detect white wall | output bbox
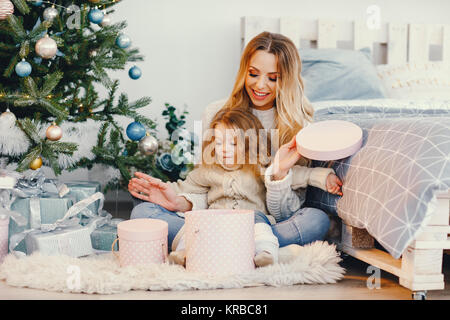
[54,0,450,200]
[109,0,450,135]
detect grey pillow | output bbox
[300,47,387,102]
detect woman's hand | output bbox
[326,173,343,196]
[271,136,302,180]
[128,172,181,211]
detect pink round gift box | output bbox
[0,214,9,264]
[115,218,168,267]
[296,120,363,161]
[185,209,255,276]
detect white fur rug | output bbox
[0,241,345,295]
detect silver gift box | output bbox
[25,225,94,258]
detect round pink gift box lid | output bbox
[118,218,168,241]
[296,120,363,161]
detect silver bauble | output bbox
[35,34,57,59]
[138,135,158,155]
[43,6,58,21]
[100,14,111,26]
[0,108,16,128]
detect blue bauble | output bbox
[128,66,142,80]
[88,8,104,24]
[116,34,131,49]
[15,60,32,77]
[126,122,146,141]
[32,0,43,6]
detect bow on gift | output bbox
[9,192,112,257]
[0,169,27,227]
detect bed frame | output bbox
[241,16,450,300]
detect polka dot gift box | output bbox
[185,209,255,276]
[113,218,168,267]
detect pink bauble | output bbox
[46,123,63,141]
[35,34,57,59]
[0,0,14,20]
[296,120,363,161]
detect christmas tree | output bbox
[0,0,195,192]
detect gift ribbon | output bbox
[9,192,110,258]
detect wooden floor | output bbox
[1,251,449,300]
[1,201,448,300]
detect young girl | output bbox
[130,31,343,256]
[131,108,281,267]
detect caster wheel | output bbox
[412,291,427,300]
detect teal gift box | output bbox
[79,216,122,251]
[64,181,102,214]
[90,221,122,251]
[9,196,75,253]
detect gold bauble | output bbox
[30,157,43,170]
[46,123,63,141]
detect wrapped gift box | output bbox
[9,196,75,253]
[63,181,102,215]
[90,220,123,251]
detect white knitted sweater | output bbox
[179,99,334,223]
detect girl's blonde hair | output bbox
[222,31,313,164]
[202,108,271,177]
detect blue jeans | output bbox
[130,199,330,251]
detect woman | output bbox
[129,31,342,254]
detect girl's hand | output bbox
[271,136,302,180]
[128,172,180,211]
[326,173,343,196]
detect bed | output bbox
[241,16,450,299]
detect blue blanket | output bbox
[305,99,450,258]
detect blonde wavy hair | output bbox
[202,108,271,177]
[221,31,313,164]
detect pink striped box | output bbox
[185,209,255,276]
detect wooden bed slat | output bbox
[241,17,450,65]
[409,24,430,63]
[317,19,338,48]
[387,23,408,64]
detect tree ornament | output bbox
[46,122,63,141]
[30,156,43,170]
[126,121,146,141]
[32,0,43,6]
[35,34,57,59]
[43,6,58,21]
[100,13,111,26]
[0,0,14,20]
[88,8,104,24]
[138,134,158,155]
[15,59,32,77]
[89,0,101,3]
[157,153,175,172]
[0,108,16,128]
[115,34,131,49]
[128,66,142,80]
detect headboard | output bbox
[241,17,450,65]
